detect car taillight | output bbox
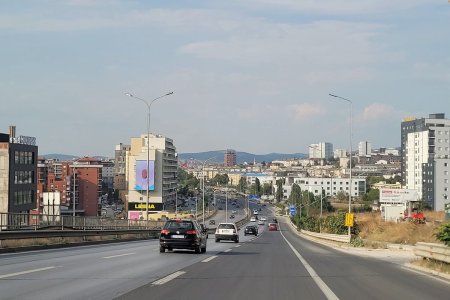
[186,230,196,235]
[161,229,170,235]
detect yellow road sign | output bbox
[345,213,354,227]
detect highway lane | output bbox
[118,210,450,300]
[0,203,259,300]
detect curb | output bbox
[404,263,450,281]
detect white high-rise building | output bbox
[358,141,372,156]
[334,149,347,159]
[309,142,333,160]
[401,113,450,211]
[126,134,177,219]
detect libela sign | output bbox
[128,202,163,211]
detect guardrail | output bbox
[414,242,450,263]
[0,229,160,241]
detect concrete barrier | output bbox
[287,216,350,243]
[414,242,450,263]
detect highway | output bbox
[1,203,449,300]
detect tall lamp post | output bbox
[329,93,353,240]
[125,91,174,221]
[201,157,215,225]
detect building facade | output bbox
[309,142,333,160]
[224,149,237,167]
[114,143,130,203]
[401,113,450,211]
[0,127,38,214]
[126,134,177,220]
[358,141,372,157]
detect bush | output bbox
[435,222,450,246]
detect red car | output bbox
[268,223,278,231]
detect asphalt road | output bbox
[1,204,448,300]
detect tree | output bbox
[238,177,247,193]
[276,179,284,202]
[262,183,272,195]
[288,183,302,206]
[255,178,261,196]
[336,190,347,202]
[211,174,229,186]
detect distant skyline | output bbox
[1,1,449,157]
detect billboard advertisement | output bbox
[135,160,155,191]
[380,188,420,204]
[128,202,163,211]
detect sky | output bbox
[1,0,449,157]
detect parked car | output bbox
[215,223,239,243]
[244,225,258,236]
[268,223,278,231]
[159,219,207,253]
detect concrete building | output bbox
[126,134,177,220]
[309,142,333,160]
[0,127,38,214]
[334,149,347,159]
[401,113,450,211]
[100,159,114,191]
[358,141,372,157]
[224,149,237,167]
[114,143,130,202]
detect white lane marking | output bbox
[0,266,55,279]
[224,249,232,253]
[280,229,339,300]
[152,271,186,285]
[234,245,241,248]
[202,256,218,263]
[103,252,135,259]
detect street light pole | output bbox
[201,157,215,225]
[125,92,173,221]
[329,93,353,240]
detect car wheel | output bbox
[215,238,220,243]
[201,246,206,253]
[159,246,165,253]
[195,246,201,254]
[167,247,173,252]
[235,237,239,243]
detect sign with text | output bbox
[380,188,419,204]
[128,202,163,211]
[135,160,155,191]
[345,213,354,227]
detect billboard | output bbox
[380,188,420,204]
[128,202,163,211]
[135,160,155,191]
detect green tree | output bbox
[276,179,284,202]
[288,184,302,206]
[238,177,247,193]
[255,178,261,196]
[262,183,272,195]
[336,190,347,202]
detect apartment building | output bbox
[126,134,177,220]
[358,141,372,157]
[0,127,38,214]
[114,143,130,202]
[309,142,333,160]
[401,113,450,210]
[224,149,237,167]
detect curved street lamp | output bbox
[125,91,174,221]
[329,93,353,240]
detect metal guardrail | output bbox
[0,229,160,240]
[414,242,450,263]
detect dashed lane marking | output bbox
[0,266,56,279]
[103,252,135,259]
[224,249,232,253]
[202,256,218,263]
[152,271,186,285]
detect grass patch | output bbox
[411,258,450,275]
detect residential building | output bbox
[401,113,450,211]
[0,126,38,214]
[126,134,177,220]
[224,149,236,167]
[358,141,372,157]
[114,143,130,202]
[100,159,114,191]
[334,149,347,159]
[309,142,333,160]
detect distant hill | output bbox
[178,151,306,164]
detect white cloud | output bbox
[357,103,394,123]
[288,103,325,122]
[234,0,431,15]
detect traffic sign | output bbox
[345,213,354,227]
[289,205,296,216]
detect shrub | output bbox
[435,222,450,246]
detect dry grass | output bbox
[411,258,450,275]
[356,212,445,245]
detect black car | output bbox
[244,225,258,236]
[159,219,208,254]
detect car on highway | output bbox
[209,219,216,225]
[258,219,265,225]
[253,209,259,215]
[229,214,235,219]
[268,223,278,231]
[159,219,207,253]
[244,225,258,236]
[250,216,256,222]
[260,216,267,222]
[215,223,239,243]
[231,210,237,214]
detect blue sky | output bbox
[1,0,449,157]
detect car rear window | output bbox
[218,224,235,230]
[164,221,193,230]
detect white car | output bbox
[253,210,259,215]
[215,223,239,243]
[250,216,256,222]
[260,216,267,222]
[258,219,265,225]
